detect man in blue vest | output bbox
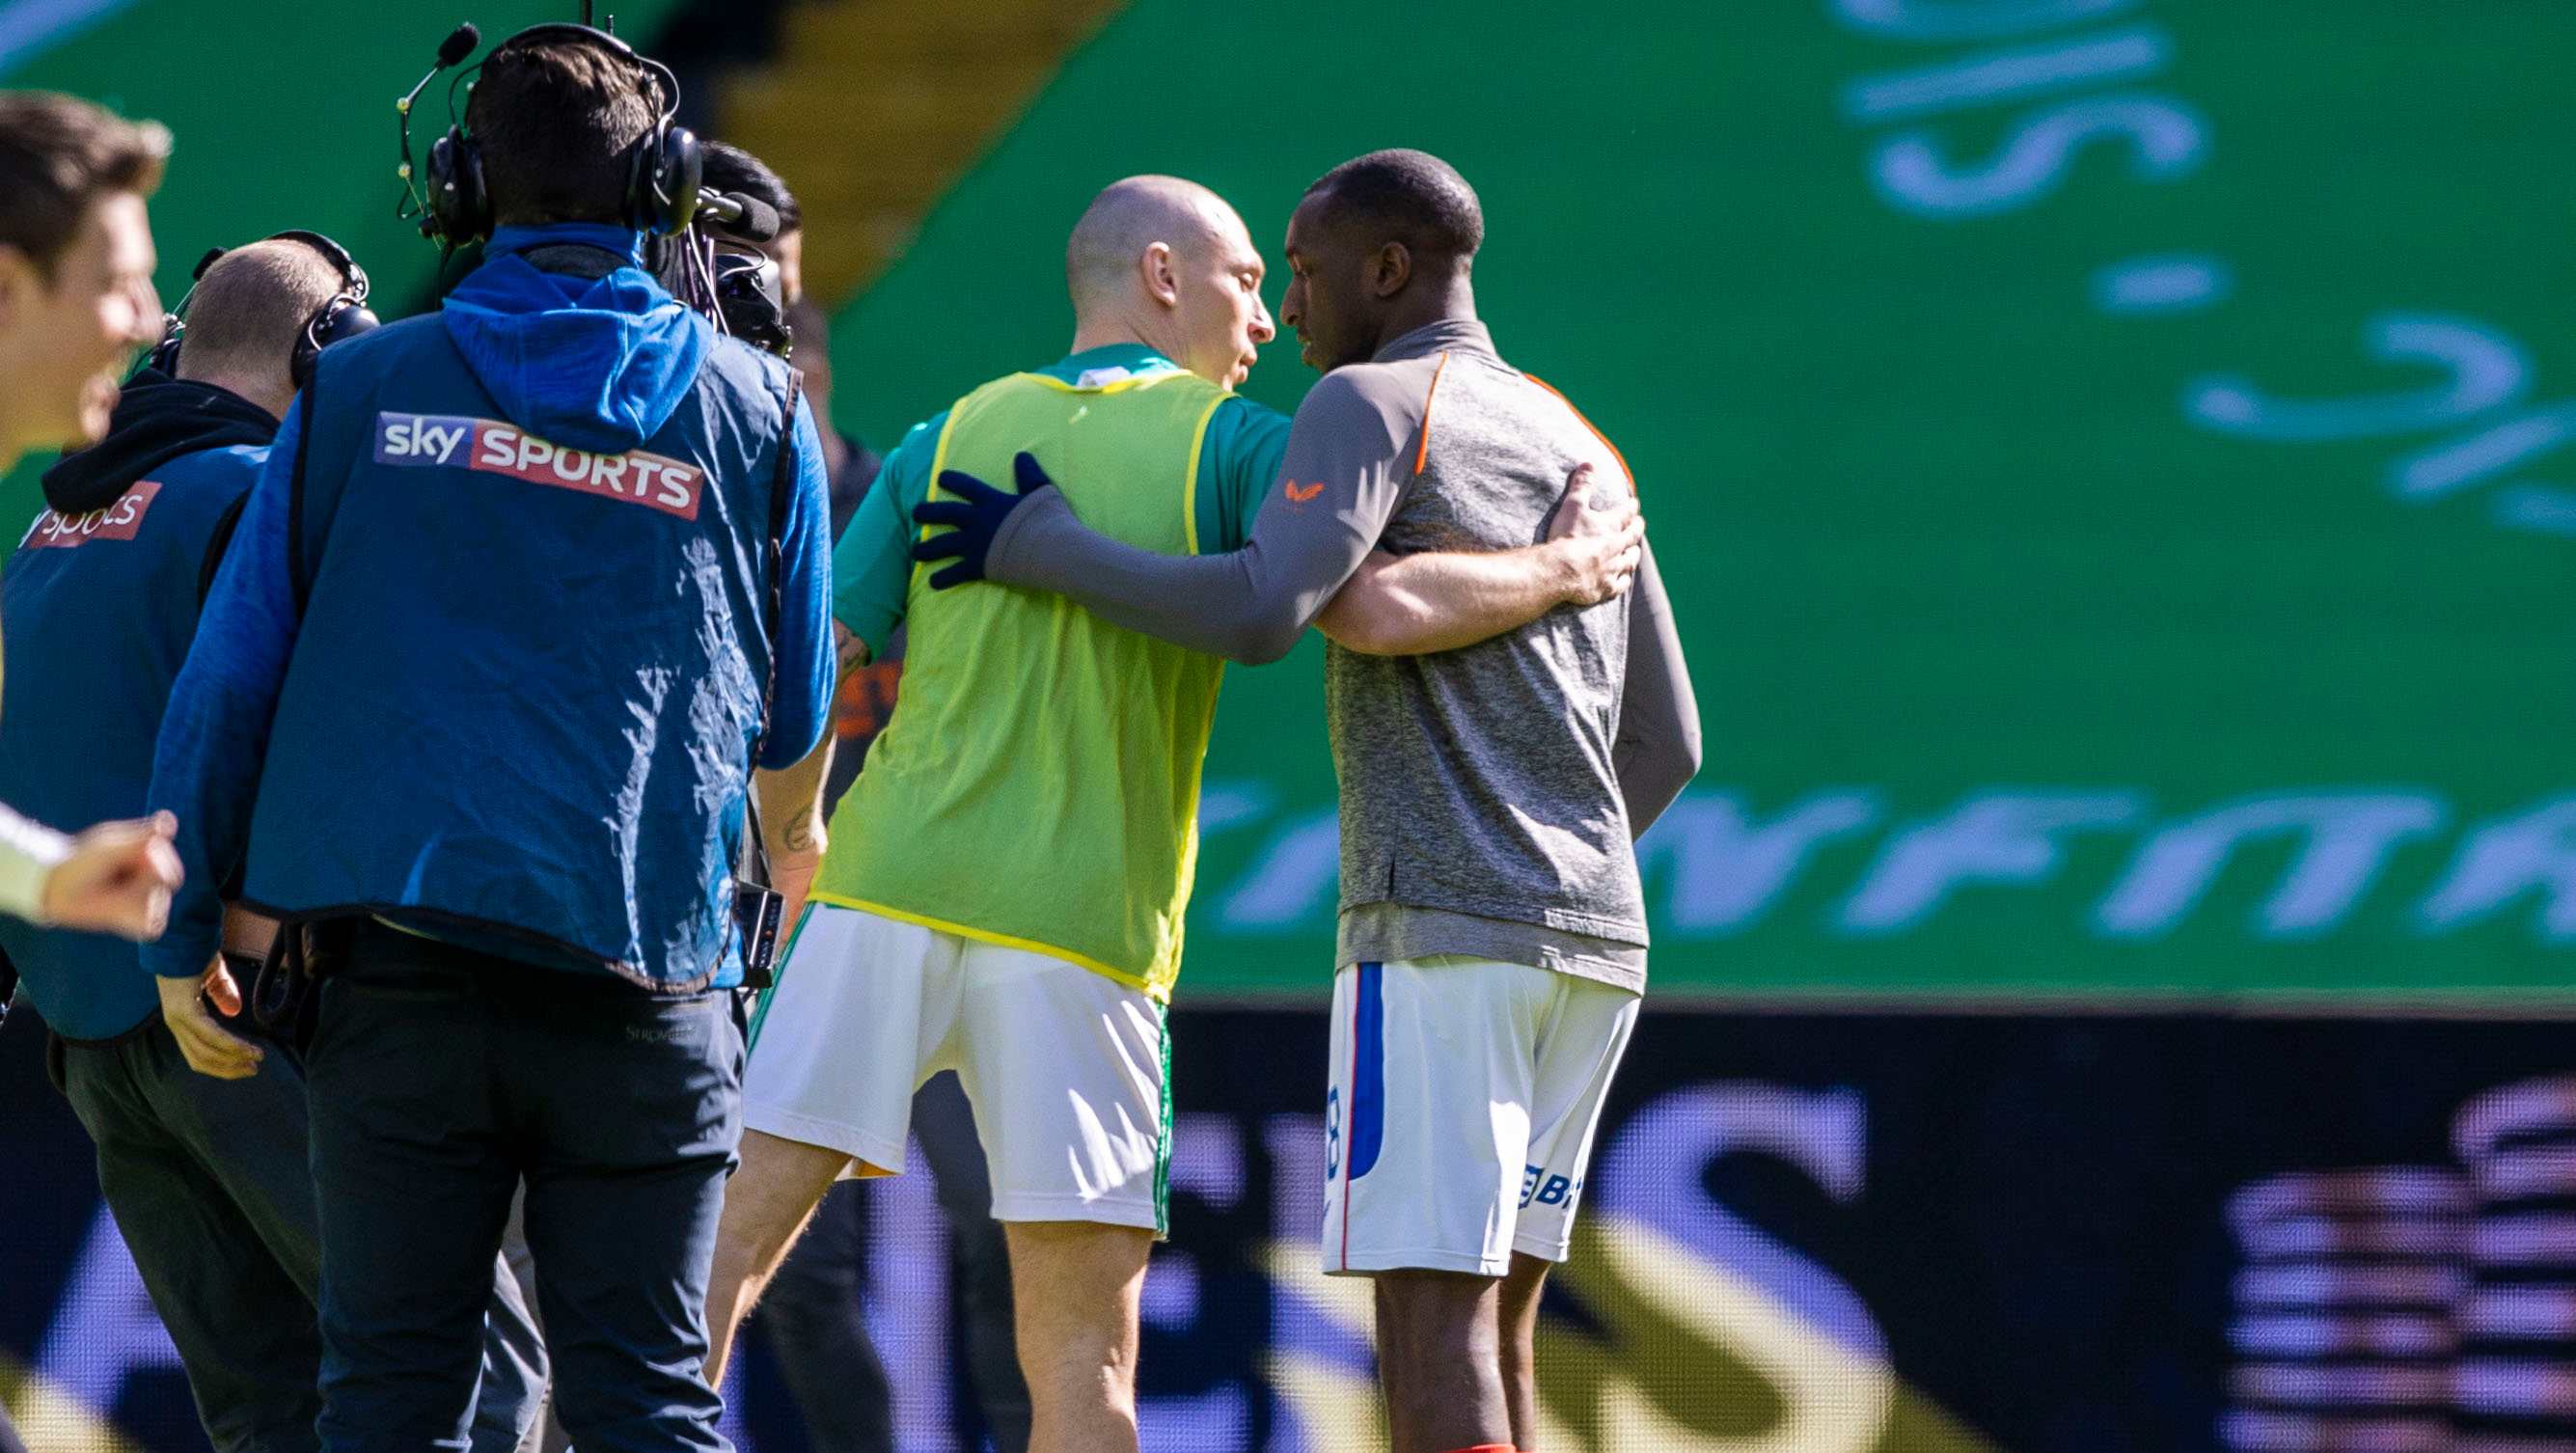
[146,26,835,1453]
[0,92,189,955]
[0,234,546,1453]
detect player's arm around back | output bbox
[1612,540,1701,837]
[951,370,1399,662]
[1314,460,1643,656]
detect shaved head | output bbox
[1066,175,1243,312]
[178,238,343,390]
[1063,175,1274,388]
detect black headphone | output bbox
[420,23,702,245]
[147,231,379,389]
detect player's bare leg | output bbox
[701,1129,849,1388]
[1004,1220,1152,1453]
[1374,1269,1511,1452]
[1498,1253,1552,1449]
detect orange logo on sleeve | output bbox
[1281,480,1326,504]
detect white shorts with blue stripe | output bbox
[1322,955,1640,1277]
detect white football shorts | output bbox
[743,903,1169,1232]
[1323,955,1640,1276]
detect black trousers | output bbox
[52,1013,545,1453]
[304,924,745,1453]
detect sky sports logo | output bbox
[20,480,159,550]
[372,412,703,519]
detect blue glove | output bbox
[912,451,1055,590]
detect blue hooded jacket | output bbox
[147,225,835,991]
[0,372,272,1037]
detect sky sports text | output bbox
[372,411,704,519]
[17,480,160,550]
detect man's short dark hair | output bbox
[701,142,801,235]
[465,34,658,227]
[0,92,169,276]
[1305,149,1483,262]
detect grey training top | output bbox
[986,318,1701,992]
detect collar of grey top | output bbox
[518,243,628,280]
[1373,316,1498,366]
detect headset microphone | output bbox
[396,23,484,241]
[403,17,700,246]
[435,22,480,67]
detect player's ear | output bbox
[1141,241,1181,308]
[1372,240,1411,299]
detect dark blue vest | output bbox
[0,446,260,1038]
[240,317,799,990]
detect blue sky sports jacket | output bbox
[145,225,835,992]
[0,374,270,1036]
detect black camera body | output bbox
[712,250,791,358]
[733,876,782,988]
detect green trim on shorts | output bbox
[1154,1001,1172,1240]
[744,901,818,1055]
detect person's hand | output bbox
[912,451,1056,589]
[43,810,181,941]
[1545,463,1644,606]
[157,956,263,1081]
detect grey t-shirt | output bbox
[986,318,1699,992]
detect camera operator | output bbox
[145,26,833,1453]
[0,92,186,946]
[0,235,546,1453]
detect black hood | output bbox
[39,370,278,515]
